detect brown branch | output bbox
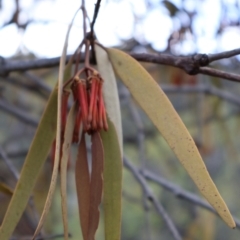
[90,0,102,35]
[208,48,240,63]
[81,0,87,39]
[199,67,240,83]
[1,48,240,82]
[0,54,80,75]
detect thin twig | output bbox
[1,75,33,91]
[159,84,240,107]
[1,75,49,99]
[10,233,72,240]
[90,0,102,35]
[0,145,19,180]
[0,145,41,234]
[6,149,28,158]
[88,0,102,66]
[124,156,182,240]
[120,83,240,108]
[208,48,240,63]
[0,99,38,127]
[0,54,80,74]
[74,41,85,74]
[142,169,240,229]
[23,72,52,93]
[124,87,146,167]
[81,0,87,39]
[125,88,152,239]
[199,67,240,83]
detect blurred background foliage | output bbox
[1,0,240,239]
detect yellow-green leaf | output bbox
[32,9,80,239]
[106,48,235,229]
[0,182,13,196]
[100,118,122,240]
[0,87,58,240]
[95,43,123,156]
[0,13,79,240]
[60,103,76,240]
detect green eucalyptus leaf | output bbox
[0,16,77,240]
[0,87,58,240]
[100,118,122,240]
[106,47,235,229]
[95,43,123,156]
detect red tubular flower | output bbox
[101,100,108,131]
[72,107,82,143]
[88,77,97,123]
[75,79,89,132]
[97,80,104,130]
[97,78,108,131]
[91,78,99,130]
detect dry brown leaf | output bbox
[88,132,104,240]
[75,135,90,240]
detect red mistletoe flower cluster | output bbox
[71,72,108,143]
[51,70,108,169]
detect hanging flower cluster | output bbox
[51,67,108,169]
[71,71,108,143]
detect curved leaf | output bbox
[106,48,235,229]
[95,43,123,156]
[100,118,122,240]
[0,12,79,240]
[60,103,76,240]
[88,132,104,239]
[75,135,90,240]
[32,9,80,238]
[0,87,58,240]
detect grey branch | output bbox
[0,145,19,180]
[160,84,240,107]
[142,169,240,229]
[0,99,38,127]
[124,156,182,240]
[120,83,240,107]
[23,72,52,93]
[208,48,240,62]
[10,233,72,240]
